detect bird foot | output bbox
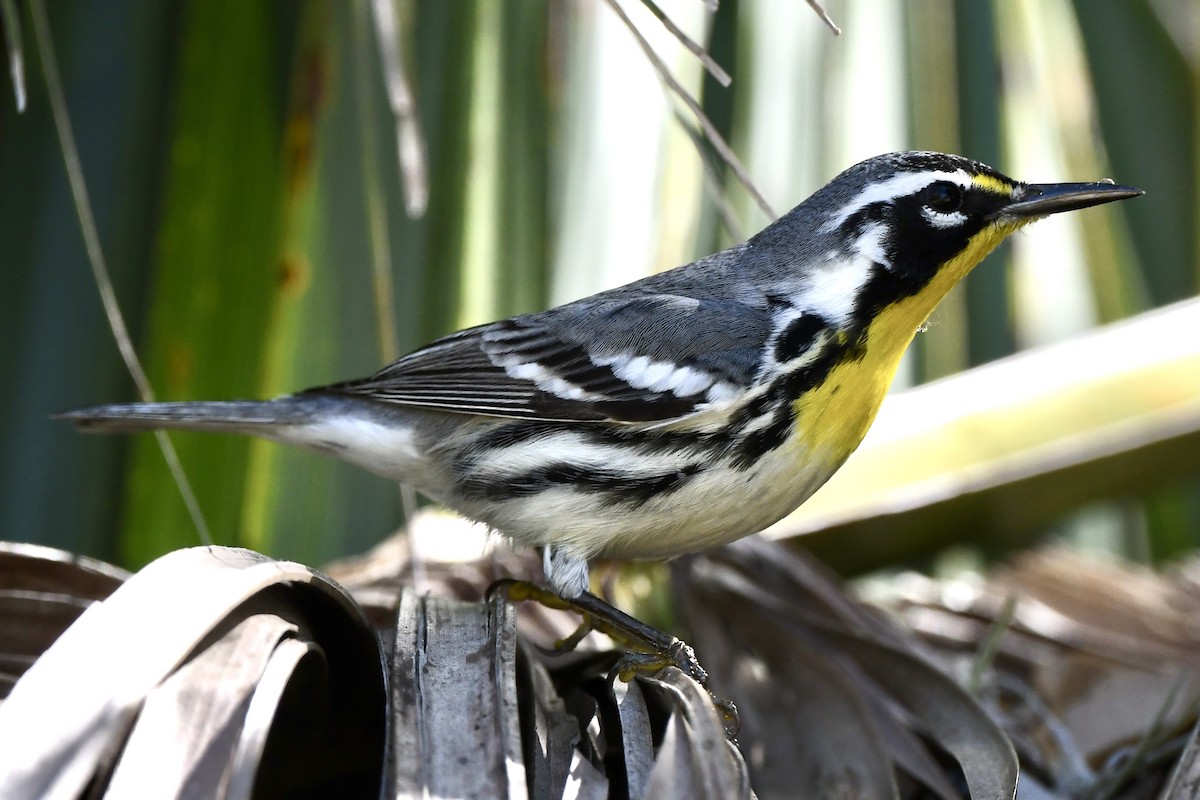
[489,578,739,737]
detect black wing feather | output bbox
[312,294,774,423]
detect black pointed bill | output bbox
[996,181,1143,220]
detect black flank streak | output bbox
[730,326,864,470]
[732,409,793,470]
[466,420,559,451]
[463,421,718,469]
[463,315,871,494]
[780,343,846,399]
[462,461,706,509]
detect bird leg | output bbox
[489,578,708,685]
[490,579,740,737]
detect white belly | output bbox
[473,434,840,561]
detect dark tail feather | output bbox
[56,399,315,434]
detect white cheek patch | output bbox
[853,222,890,267]
[789,255,875,327]
[921,207,968,229]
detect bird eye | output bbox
[922,181,963,213]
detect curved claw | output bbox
[492,577,740,740]
[715,698,741,739]
[663,638,708,686]
[613,653,740,739]
[612,642,707,684]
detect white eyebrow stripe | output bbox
[821,169,973,232]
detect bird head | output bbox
[761,151,1143,464]
[754,151,1142,333]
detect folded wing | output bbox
[314,294,774,423]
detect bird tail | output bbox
[59,394,433,486]
[56,399,317,435]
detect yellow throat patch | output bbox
[791,206,1029,466]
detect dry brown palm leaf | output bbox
[0,545,385,799]
[0,542,129,698]
[389,590,524,797]
[1160,721,1200,800]
[18,531,1198,798]
[0,537,751,799]
[886,547,1200,798]
[673,538,1019,800]
[332,520,753,797]
[382,585,749,799]
[325,517,586,654]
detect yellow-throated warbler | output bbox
[64,152,1141,675]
